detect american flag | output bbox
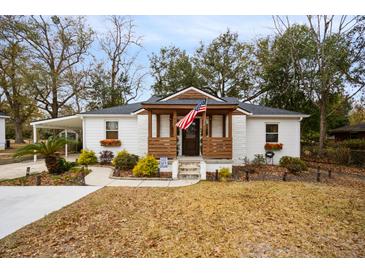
[176,99,207,130]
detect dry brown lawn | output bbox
[0,180,364,258]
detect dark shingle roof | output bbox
[80,95,307,116]
[329,122,365,133]
[80,102,142,115]
[0,111,8,117]
[239,102,306,116]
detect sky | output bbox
[85,16,307,101]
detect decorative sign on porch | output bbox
[159,157,168,169]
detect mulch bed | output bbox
[0,169,91,186]
[304,160,365,177]
[1,179,364,257]
[112,169,172,179]
[231,164,365,184]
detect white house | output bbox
[0,112,10,150]
[30,87,309,179]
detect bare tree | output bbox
[97,16,144,105]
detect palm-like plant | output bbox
[14,137,68,174]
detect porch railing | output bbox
[202,137,232,159]
[148,137,177,159]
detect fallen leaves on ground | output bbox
[0,178,364,258]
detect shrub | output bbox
[252,154,266,166]
[332,147,351,165]
[99,150,114,165]
[279,156,307,174]
[77,149,98,165]
[341,139,365,150]
[350,150,365,167]
[57,158,77,173]
[219,167,231,181]
[132,155,159,177]
[113,150,139,170]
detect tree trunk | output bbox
[45,155,61,174]
[319,101,327,153]
[14,118,24,144]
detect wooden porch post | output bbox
[156,114,160,138]
[223,114,226,137]
[228,111,232,138]
[209,115,212,137]
[202,111,207,138]
[148,110,152,139]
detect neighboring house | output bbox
[0,112,10,150]
[30,87,309,179]
[329,122,365,141]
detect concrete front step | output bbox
[178,160,201,179]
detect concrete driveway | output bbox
[0,185,101,239]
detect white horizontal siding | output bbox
[160,115,170,137]
[232,115,246,164]
[0,118,5,150]
[211,115,223,137]
[246,117,301,164]
[84,116,139,157]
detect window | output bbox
[266,124,278,142]
[106,121,118,139]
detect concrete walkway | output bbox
[0,155,78,180]
[0,185,101,239]
[86,166,199,187]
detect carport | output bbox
[30,115,83,162]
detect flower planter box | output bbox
[100,139,121,147]
[264,143,283,151]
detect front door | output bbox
[182,119,200,156]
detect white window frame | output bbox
[265,123,279,143]
[105,121,119,139]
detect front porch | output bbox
[144,104,235,160]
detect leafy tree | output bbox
[0,16,38,143]
[270,16,361,151]
[8,15,94,118]
[150,46,201,96]
[193,29,256,98]
[349,103,365,125]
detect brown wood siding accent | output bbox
[172,89,208,100]
[202,137,232,159]
[148,137,177,159]
[142,104,237,110]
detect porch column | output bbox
[228,111,232,138]
[172,111,177,138]
[223,114,226,137]
[33,125,37,162]
[65,129,68,159]
[202,111,207,138]
[148,110,152,139]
